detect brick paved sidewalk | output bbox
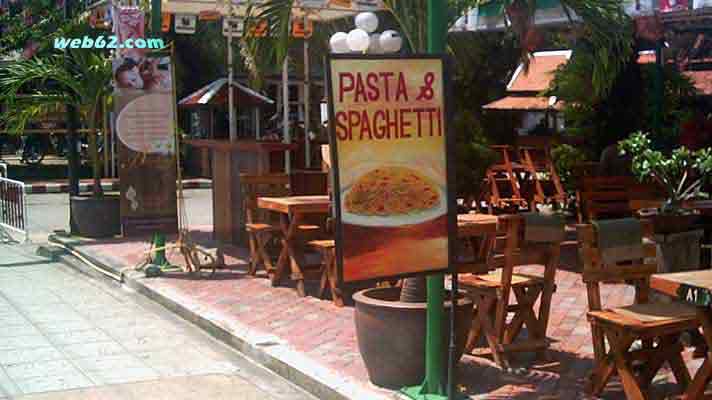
[48,227,701,400]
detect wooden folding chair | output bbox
[578,220,700,399]
[516,137,566,208]
[306,239,344,306]
[240,173,290,278]
[459,214,563,369]
[478,146,531,214]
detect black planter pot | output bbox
[70,194,120,238]
[652,213,698,235]
[353,287,474,389]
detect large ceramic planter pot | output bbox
[70,194,120,238]
[353,287,473,388]
[652,213,698,235]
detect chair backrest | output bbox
[577,219,656,312]
[578,176,640,221]
[240,174,290,224]
[290,170,328,196]
[489,214,564,285]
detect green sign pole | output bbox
[653,39,664,136]
[402,1,449,399]
[151,0,162,34]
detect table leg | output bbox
[270,215,291,286]
[686,309,712,399]
[271,243,288,286]
[280,212,308,297]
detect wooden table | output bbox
[457,213,498,274]
[257,195,331,296]
[651,270,712,399]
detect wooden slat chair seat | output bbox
[241,173,290,278]
[460,214,563,369]
[460,271,548,290]
[296,224,322,232]
[245,223,280,233]
[589,302,698,334]
[577,219,701,399]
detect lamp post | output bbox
[330,4,452,400]
[403,2,451,399]
[64,0,81,235]
[329,12,402,55]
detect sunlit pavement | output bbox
[0,244,314,400]
[21,189,213,243]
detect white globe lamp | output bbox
[379,30,403,53]
[355,12,379,33]
[329,32,350,53]
[346,29,370,52]
[367,33,382,54]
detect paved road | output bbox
[0,244,315,400]
[22,189,213,243]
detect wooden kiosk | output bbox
[185,139,297,245]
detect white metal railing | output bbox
[0,173,29,243]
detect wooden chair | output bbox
[516,137,566,208]
[577,176,665,223]
[306,239,344,306]
[577,176,639,223]
[478,145,531,214]
[577,220,700,399]
[240,174,290,278]
[459,214,563,369]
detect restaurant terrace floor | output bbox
[46,223,704,400]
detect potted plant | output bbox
[0,47,119,237]
[619,131,712,234]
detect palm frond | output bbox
[244,0,295,66]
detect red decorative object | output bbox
[660,0,690,12]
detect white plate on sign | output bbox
[339,163,447,227]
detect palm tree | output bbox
[0,48,112,198]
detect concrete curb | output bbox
[44,235,393,400]
[24,180,212,194]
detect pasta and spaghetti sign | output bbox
[327,55,454,284]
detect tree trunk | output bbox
[89,131,103,198]
[400,276,428,303]
[88,106,103,199]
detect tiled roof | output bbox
[178,78,274,108]
[483,96,562,111]
[507,51,571,93]
[685,70,712,95]
[637,52,712,96]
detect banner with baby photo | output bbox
[327,54,455,284]
[113,48,178,236]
